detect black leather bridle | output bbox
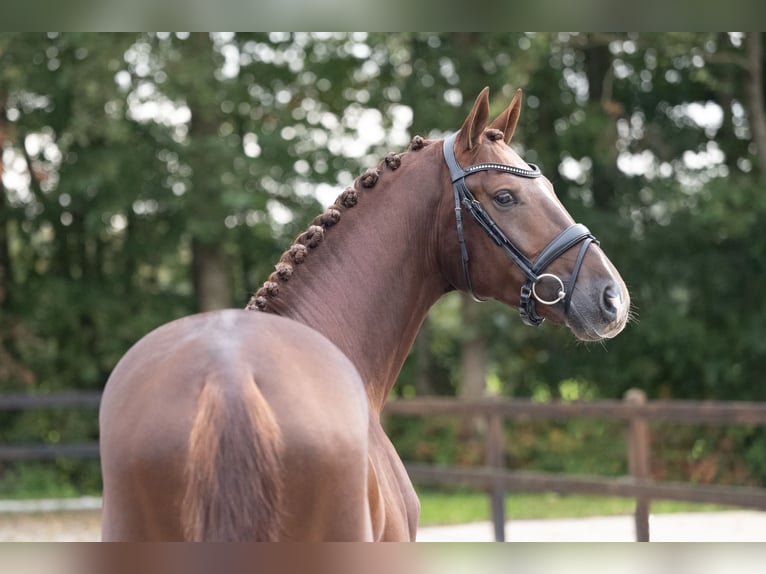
[443,132,598,327]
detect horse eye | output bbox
[493,191,516,207]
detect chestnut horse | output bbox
[99,88,630,541]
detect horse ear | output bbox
[456,87,491,151]
[489,88,523,144]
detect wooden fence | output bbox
[0,392,101,461]
[383,389,766,541]
[2,390,766,541]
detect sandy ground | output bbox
[1,498,765,542]
[0,508,102,542]
[415,510,766,542]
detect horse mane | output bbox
[246,135,433,312]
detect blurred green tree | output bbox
[2,33,766,492]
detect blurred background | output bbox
[1,32,765,512]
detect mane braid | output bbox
[245,135,432,312]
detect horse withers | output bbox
[99,87,630,541]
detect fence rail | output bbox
[384,396,766,424]
[384,390,766,542]
[2,391,766,541]
[0,392,102,410]
[0,392,101,461]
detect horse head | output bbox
[439,87,630,341]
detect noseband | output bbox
[443,132,598,327]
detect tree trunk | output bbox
[0,92,33,385]
[413,316,435,395]
[184,33,233,312]
[0,93,10,310]
[0,190,8,311]
[714,33,740,173]
[584,35,620,211]
[457,294,488,436]
[192,239,232,311]
[458,294,487,400]
[744,32,766,179]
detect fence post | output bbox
[486,407,506,541]
[625,388,651,541]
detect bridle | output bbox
[443,132,598,327]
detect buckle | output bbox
[519,283,544,327]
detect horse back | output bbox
[99,309,371,541]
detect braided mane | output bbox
[246,135,431,312]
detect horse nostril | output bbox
[602,284,622,319]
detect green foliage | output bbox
[386,414,628,478]
[384,416,474,466]
[0,461,101,499]
[417,488,735,525]
[2,33,766,496]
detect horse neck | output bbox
[263,143,449,414]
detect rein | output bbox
[443,132,598,327]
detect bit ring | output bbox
[531,273,566,305]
